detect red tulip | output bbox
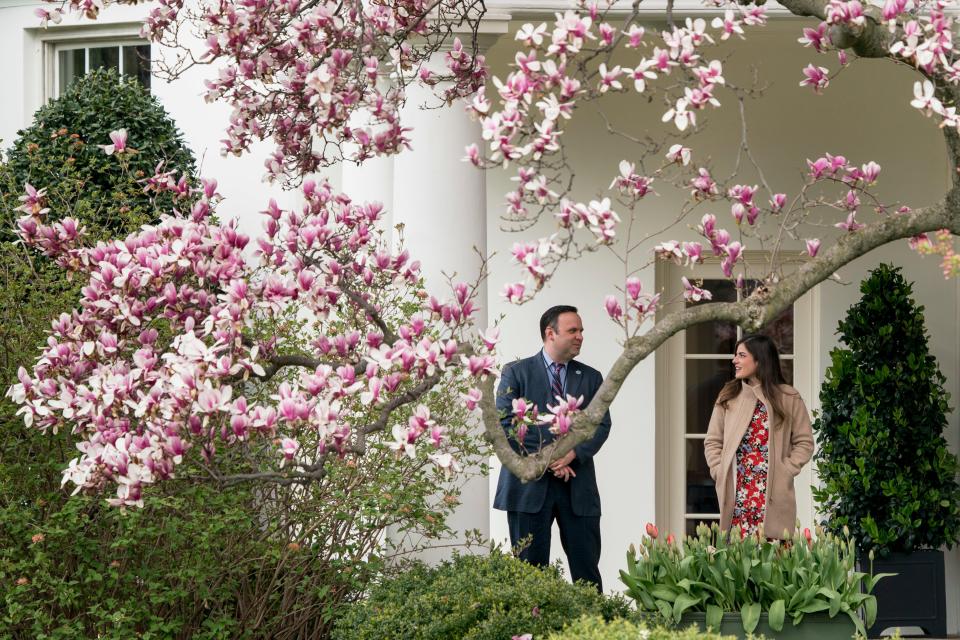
[646,523,659,539]
[666,533,675,545]
[804,527,813,547]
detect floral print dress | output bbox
[731,400,769,535]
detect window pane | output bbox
[685,279,737,354]
[58,49,85,95]
[122,44,151,89]
[89,46,120,72]
[685,359,733,434]
[686,438,719,515]
[780,359,794,386]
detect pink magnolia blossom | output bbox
[604,295,624,320]
[461,388,483,411]
[805,239,822,257]
[9,166,489,504]
[770,193,787,212]
[666,144,692,165]
[98,129,128,156]
[626,25,646,47]
[800,64,830,93]
[798,22,830,52]
[835,212,866,232]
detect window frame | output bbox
[654,251,820,538]
[53,39,152,98]
[22,22,149,113]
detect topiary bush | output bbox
[546,616,736,640]
[813,263,960,555]
[331,549,633,640]
[2,67,195,241]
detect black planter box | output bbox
[860,549,946,637]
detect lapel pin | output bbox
[575,370,581,375]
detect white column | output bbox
[391,18,509,559]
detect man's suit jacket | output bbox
[492,351,612,516]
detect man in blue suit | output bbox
[493,305,611,591]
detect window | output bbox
[655,256,818,537]
[55,41,151,96]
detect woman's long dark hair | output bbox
[715,334,789,424]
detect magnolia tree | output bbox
[9,0,960,506]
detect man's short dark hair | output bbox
[540,305,578,340]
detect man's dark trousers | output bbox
[507,473,603,590]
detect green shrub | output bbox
[331,549,632,640]
[2,67,195,241]
[547,616,735,640]
[0,481,262,639]
[0,72,244,639]
[813,264,960,555]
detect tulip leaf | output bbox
[829,592,842,618]
[740,602,761,634]
[655,599,673,621]
[866,572,897,592]
[673,593,699,621]
[768,599,785,631]
[799,600,830,614]
[864,595,878,628]
[651,586,677,602]
[705,604,723,632]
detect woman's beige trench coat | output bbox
[703,382,814,539]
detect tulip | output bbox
[646,522,659,539]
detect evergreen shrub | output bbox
[813,264,960,555]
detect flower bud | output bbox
[645,522,659,539]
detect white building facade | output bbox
[2,0,959,631]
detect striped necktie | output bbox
[550,362,565,400]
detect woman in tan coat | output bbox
[703,334,814,539]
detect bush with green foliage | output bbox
[2,68,195,241]
[812,264,960,555]
[331,549,633,640]
[547,616,736,640]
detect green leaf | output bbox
[768,599,785,631]
[706,604,723,632]
[799,600,831,614]
[866,572,897,593]
[651,586,678,602]
[829,592,842,618]
[740,602,761,634]
[673,593,700,621]
[864,595,878,628]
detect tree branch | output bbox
[777,0,895,58]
